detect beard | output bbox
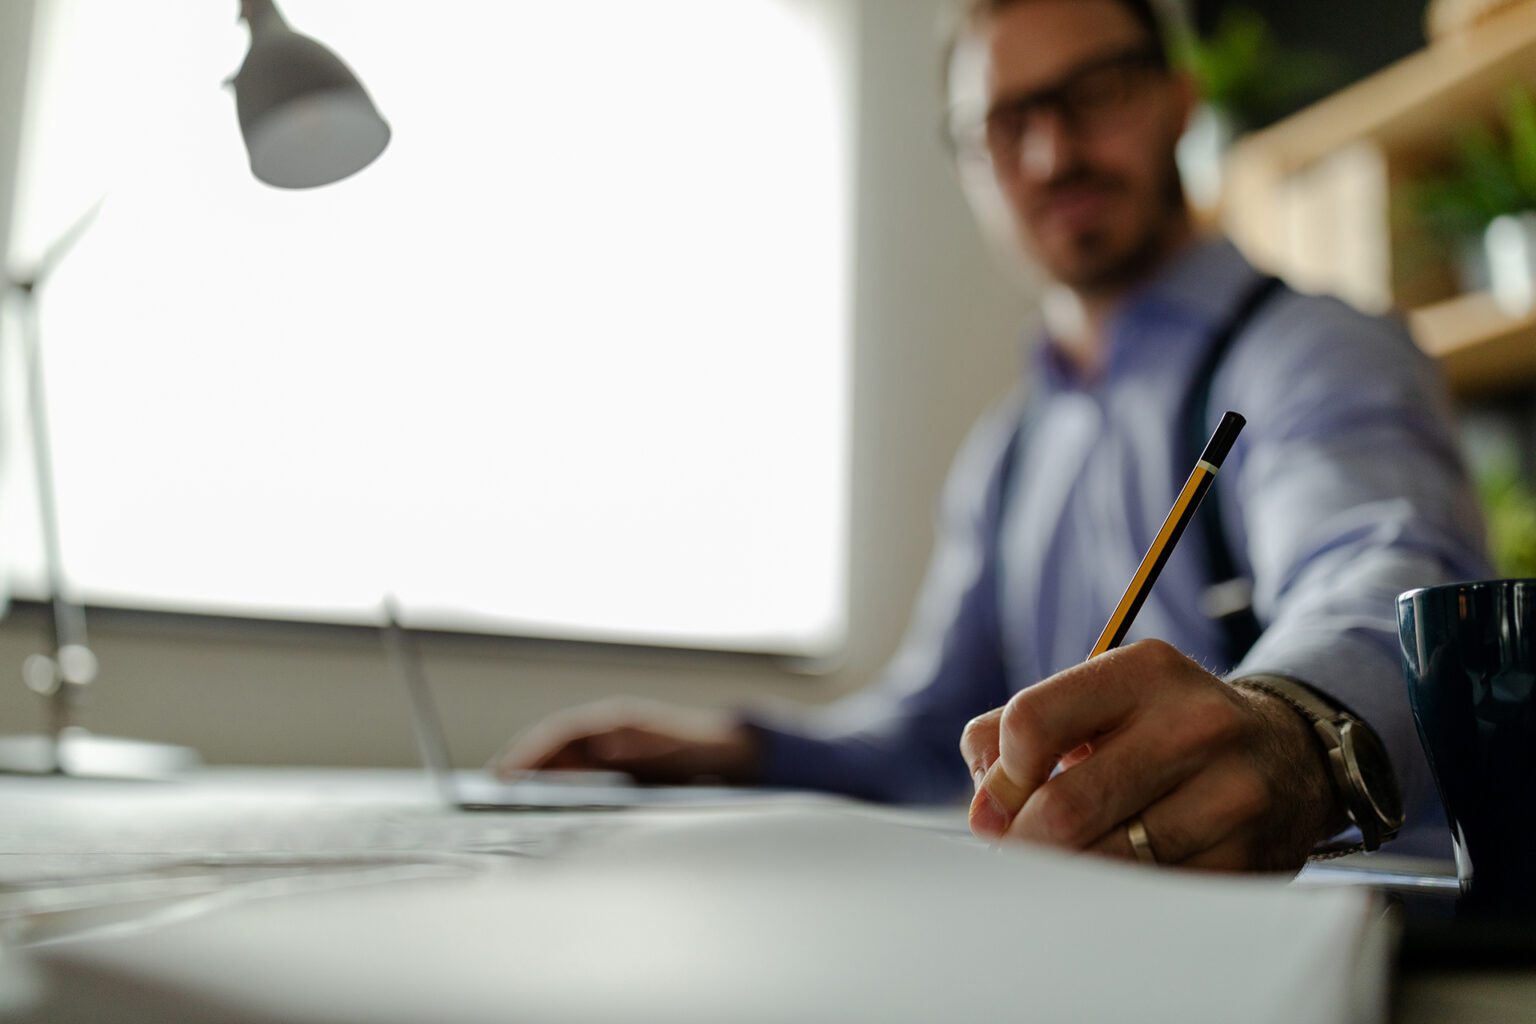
[1026,153,1188,296]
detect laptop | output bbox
[380,600,759,812]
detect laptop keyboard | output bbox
[1,771,600,887]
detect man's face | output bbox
[949,0,1193,294]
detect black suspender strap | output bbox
[983,406,1028,548]
[1182,274,1284,665]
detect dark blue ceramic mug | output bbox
[1398,580,1536,915]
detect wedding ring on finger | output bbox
[1126,816,1158,864]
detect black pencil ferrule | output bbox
[1198,411,1246,468]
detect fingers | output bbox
[1089,820,1250,871]
[970,759,1033,837]
[1083,763,1274,867]
[998,642,1159,778]
[491,702,758,786]
[490,728,602,778]
[1007,673,1255,848]
[494,725,670,779]
[961,708,1040,837]
[960,708,1031,837]
[1001,719,1198,849]
[958,708,1001,780]
[490,704,639,778]
[586,726,694,768]
[968,641,1179,838]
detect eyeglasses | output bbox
[945,47,1167,165]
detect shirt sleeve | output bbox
[742,395,1024,803]
[1215,295,1492,846]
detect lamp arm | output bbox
[17,295,87,655]
[4,209,103,756]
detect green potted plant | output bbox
[1479,460,1536,577]
[1414,86,1536,314]
[1173,9,1342,208]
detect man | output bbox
[494,0,1488,872]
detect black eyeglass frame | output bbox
[942,45,1170,162]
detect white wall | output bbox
[0,0,1037,767]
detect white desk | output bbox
[1,769,1530,1023]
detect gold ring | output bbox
[1126,816,1157,864]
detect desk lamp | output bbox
[233,0,391,189]
[0,0,390,777]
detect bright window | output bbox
[4,0,852,654]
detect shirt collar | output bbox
[1033,235,1264,392]
[1130,234,1262,327]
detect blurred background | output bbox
[0,0,1534,770]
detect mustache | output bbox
[1037,168,1125,197]
[1026,170,1126,219]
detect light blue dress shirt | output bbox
[748,237,1490,854]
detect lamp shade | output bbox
[232,0,390,189]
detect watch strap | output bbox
[1236,673,1345,725]
[1232,674,1401,854]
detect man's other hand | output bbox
[489,699,762,786]
[958,640,1344,872]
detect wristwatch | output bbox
[1235,674,1404,853]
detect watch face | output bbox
[1341,721,1404,831]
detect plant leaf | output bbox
[1504,86,1536,204]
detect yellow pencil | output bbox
[1089,410,1247,657]
[977,411,1250,836]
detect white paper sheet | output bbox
[14,805,1391,1024]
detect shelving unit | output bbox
[1409,291,1536,394]
[1222,2,1536,397]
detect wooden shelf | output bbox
[1409,292,1536,396]
[1234,3,1536,173]
[1221,1,1536,396]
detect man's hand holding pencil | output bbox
[960,642,1346,871]
[959,412,1347,872]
